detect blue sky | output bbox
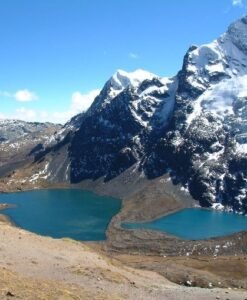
[0,0,247,123]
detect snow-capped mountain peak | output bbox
[111,69,157,89]
[178,17,247,104]
[107,69,158,98]
[89,69,161,111]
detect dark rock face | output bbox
[69,75,173,182]
[28,143,44,156]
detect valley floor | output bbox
[0,223,246,300]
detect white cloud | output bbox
[232,0,243,6]
[0,89,38,102]
[51,89,100,123]
[0,112,6,119]
[0,108,48,123]
[15,107,37,121]
[1,108,66,124]
[71,89,100,113]
[0,89,100,124]
[129,52,139,59]
[51,111,73,124]
[14,89,38,102]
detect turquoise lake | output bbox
[1,190,247,241]
[0,189,121,241]
[122,208,247,240]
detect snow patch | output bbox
[186,75,247,127]
[212,203,225,211]
[29,163,50,182]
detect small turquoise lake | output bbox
[0,189,121,241]
[122,208,247,240]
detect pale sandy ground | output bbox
[0,223,246,300]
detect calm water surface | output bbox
[0,189,121,241]
[122,208,247,240]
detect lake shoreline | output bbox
[0,203,17,226]
[0,212,16,227]
[0,203,16,210]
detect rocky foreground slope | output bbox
[0,223,246,300]
[2,16,247,214]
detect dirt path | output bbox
[0,224,246,299]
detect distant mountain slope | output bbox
[0,119,61,177]
[0,119,58,143]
